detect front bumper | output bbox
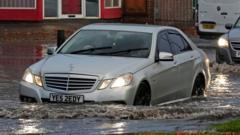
[217,47,240,64]
[19,81,135,105]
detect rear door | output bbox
[168,30,196,98]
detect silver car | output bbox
[19,24,210,106]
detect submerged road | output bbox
[0,42,240,134]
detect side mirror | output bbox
[159,52,174,61]
[47,47,57,55]
[225,23,233,30]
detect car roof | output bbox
[81,23,177,33]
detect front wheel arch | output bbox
[192,73,206,96]
[133,80,151,106]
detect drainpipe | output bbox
[57,30,65,48]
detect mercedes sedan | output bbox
[19,24,210,106]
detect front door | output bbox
[151,32,180,104]
[61,0,83,18]
[168,31,196,98]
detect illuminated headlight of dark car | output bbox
[218,37,229,48]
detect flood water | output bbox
[1,43,240,134]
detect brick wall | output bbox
[154,0,194,27]
[122,0,154,24]
[122,0,197,37]
[154,0,197,37]
[0,19,119,44]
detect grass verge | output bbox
[212,119,240,132]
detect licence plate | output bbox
[236,51,240,58]
[203,24,215,29]
[49,94,84,103]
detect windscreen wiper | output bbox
[70,46,112,54]
[96,48,149,56]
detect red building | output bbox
[0,0,122,21]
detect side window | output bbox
[168,31,192,55]
[157,32,172,53]
[168,33,181,55]
[181,38,192,51]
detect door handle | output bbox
[221,12,228,16]
[189,56,195,60]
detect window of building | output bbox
[44,0,58,17]
[0,0,36,9]
[86,0,99,17]
[105,0,121,8]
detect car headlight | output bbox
[23,69,34,83]
[111,73,133,88]
[218,37,229,48]
[98,79,112,90]
[97,73,133,90]
[22,69,43,87]
[34,75,43,87]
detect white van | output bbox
[197,0,240,36]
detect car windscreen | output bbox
[234,17,240,28]
[59,30,152,58]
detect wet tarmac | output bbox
[1,43,240,134]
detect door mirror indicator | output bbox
[159,52,174,61]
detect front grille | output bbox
[232,58,240,64]
[231,42,240,50]
[44,74,97,91]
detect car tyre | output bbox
[133,82,151,106]
[192,76,205,97]
[216,50,224,64]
